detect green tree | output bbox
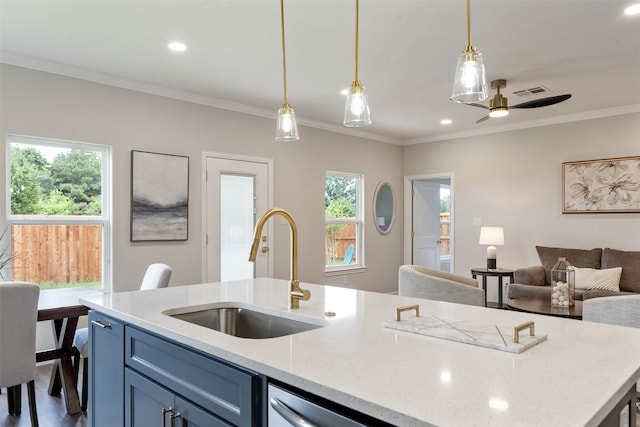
[50,150,102,214]
[325,176,356,208]
[440,192,451,213]
[10,162,42,214]
[39,190,77,215]
[86,196,102,216]
[10,146,53,193]
[10,146,49,214]
[326,198,356,219]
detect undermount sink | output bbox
[163,303,325,339]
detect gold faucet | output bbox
[248,208,310,309]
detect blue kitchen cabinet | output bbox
[125,368,231,427]
[88,310,124,427]
[89,310,264,427]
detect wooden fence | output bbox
[440,213,450,256]
[326,214,451,263]
[11,224,101,284]
[329,223,356,263]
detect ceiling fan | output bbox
[468,79,572,124]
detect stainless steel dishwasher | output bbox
[268,383,370,427]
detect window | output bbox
[5,135,111,291]
[325,171,364,273]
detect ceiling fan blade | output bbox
[467,102,489,110]
[511,94,572,109]
[476,115,491,124]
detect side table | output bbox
[470,267,515,309]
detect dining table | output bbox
[36,287,104,415]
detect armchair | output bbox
[583,295,640,328]
[398,265,485,307]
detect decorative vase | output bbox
[551,257,575,308]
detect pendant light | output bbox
[343,0,371,127]
[275,0,299,141]
[450,0,489,104]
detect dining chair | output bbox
[73,263,172,410]
[0,281,41,427]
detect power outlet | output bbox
[474,217,483,227]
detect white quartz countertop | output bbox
[81,279,640,426]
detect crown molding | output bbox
[0,52,397,145]
[2,52,636,147]
[404,104,640,145]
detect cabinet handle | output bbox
[170,412,182,427]
[161,407,173,427]
[91,319,112,329]
[270,397,319,427]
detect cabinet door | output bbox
[175,396,232,427]
[125,369,232,427]
[126,327,264,426]
[89,311,124,427]
[125,368,174,427]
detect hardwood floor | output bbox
[0,363,86,427]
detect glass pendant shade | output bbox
[451,48,489,103]
[343,83,372,127]
[275,105,299,141]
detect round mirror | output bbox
[373,181,395,234]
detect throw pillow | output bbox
[573,267,623,292]
[535,246,602,286]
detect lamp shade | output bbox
[479,226,504,246]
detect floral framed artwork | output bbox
[562,155,640,213]
[131,150,189,241]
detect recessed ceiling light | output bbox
[440,119,452,125]
[168,42,187,52]
[340,88,349,96]
[624,3,640,15]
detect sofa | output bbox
[398,265,485,307]
[507,246,640,301]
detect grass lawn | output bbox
[39,281,102,290]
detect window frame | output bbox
[5,134,112,292]
[324,171,366,275]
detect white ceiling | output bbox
[1,0,639,145]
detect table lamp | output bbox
[479,226,504,269]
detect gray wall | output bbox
[0,64,404,294]
[403,113,640,302]
[2,63,639,304]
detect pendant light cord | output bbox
[353,0,360,84]
[466,0,472,48]
[280,0,289,106]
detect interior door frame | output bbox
[201,151,274,283]
[403,173,455,270]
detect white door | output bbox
[412,181,441,269]
[205,155,271,282]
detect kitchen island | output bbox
[81,278,640,426]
